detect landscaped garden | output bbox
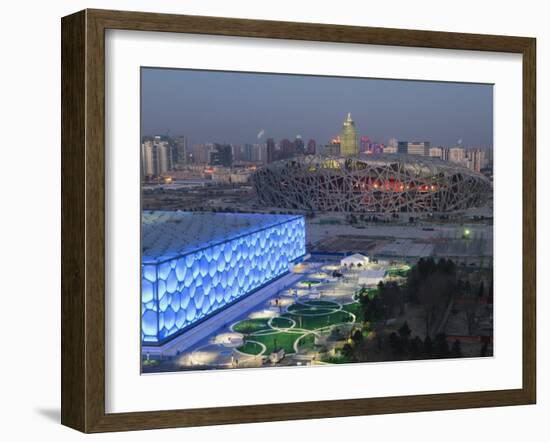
[234,298,360,357]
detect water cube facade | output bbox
[141,211,306,344]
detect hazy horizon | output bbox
[141,68,493,149]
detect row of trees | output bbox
[406,258,458,337]
[340,321,465,363]
[387,322,462,360]
[357,281,403,323]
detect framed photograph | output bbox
[61,9,536,433]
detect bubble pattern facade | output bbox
[141,212,306,344]
[253,154,492,213]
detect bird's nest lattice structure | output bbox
[252,154,492,213]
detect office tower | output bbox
[209,143,233,167]
[323,142,341,156]
[466,148,485,172]
[232,144,253,162]
[360,136,370,153]
[429,146,444,159]
[449,146,465,164]
[266,138,277,163]
[368,143,384,154]
[306,139,316,155]
[173,136,188,166]
[250,143,266,163]
[279,138,295,160]
[340,113,358,156]
[141,136,173,178]
[294,136,305,155]
[398,141,430,156]
[141,140,155,178]
[191,143,214,164]
[384,138,398,154]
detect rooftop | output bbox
[142,211,303,264]
[262,153,489,180]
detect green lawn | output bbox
[283,310,353,330]
[296,333,316,351]
[301,280,321,285]
[303,300,340,308]
[342,302,362,317]
[232,318,269,334]
[286,305,334,315]
[358,287,379,300]
[236,340,264,356]
[270,316,295,329]
[246,331,299,354]
[387,266,411,277]
[321,354,351,364]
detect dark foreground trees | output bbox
[386,326,458,360]
[407,258,457,337]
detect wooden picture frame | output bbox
[61,8,536,433]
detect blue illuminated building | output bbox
[141,211,306,344]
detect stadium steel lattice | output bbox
[252,154,492,213]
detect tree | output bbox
[398,321,412,339]
[351,329,363,345]
[410,336,423,359]
[378,281,401,320]
[463,295,478,335]
[480,341,489,357]
[418,273,454,337]
[424,336,433,357]
[389,332,404,356]
[450,340,462,358]
[434,333,450,358]
[342,343,354,360]
[477,281,485,298]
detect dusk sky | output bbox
[141,68,493,148]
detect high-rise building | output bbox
[251,143,267,163]
[232,144,253,163]
[141,140,155,178]
[306,139,316,155]
[340,113,359,156]
[429,146,444,159]
[449,146,465,164]
[465,148,485,172]
[360,136,370,153]
[141,136,173,178]
[368,143,384,154]
[173,136,188,167]
[383,138,399,154]
[266,138,277,163]
[294,136,305,155]
[323,143,341,156]
[398,141,430,156]
[190,143,214,164]
[279,138,295,160]
[209,143,233,167]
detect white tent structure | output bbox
[340,253,369,268]
[358,269,387,286]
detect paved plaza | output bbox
[143,261,387,372]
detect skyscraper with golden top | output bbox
[340,112,358,156]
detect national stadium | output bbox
[252,154,492,213]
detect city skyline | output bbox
[141,68,494,148]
